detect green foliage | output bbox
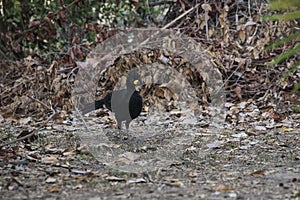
[262,10,300,20]
[268,0,300,10]
[0,0,169,60]
[265,31,300,51]
[0,0,145,60]
[294,80,300,91]
[264,0,300,92]
[269,44,300,66]
[281,60,300,80]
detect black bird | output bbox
[81,70,143,129]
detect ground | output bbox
[0,107,299,200]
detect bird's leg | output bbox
[116,121,129,140]
[115,116,122,129]
[125,121,130,133]
[114,119,122,136]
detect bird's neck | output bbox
[126,86,136,93]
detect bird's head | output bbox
[133,79,139,86]
[127,69,142,89]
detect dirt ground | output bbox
[0,109,299,200]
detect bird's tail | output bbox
[81,99,105,114]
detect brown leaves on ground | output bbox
[0,1,299,199]
[0,59,72,121]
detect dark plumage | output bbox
[82,70,143,129]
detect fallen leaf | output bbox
[251,170,265,177]
[214,184,234,191]
[42,156,58,164]
[254,125,267,131]
[63,151,76,156]
[232,132,248,138]
[281,127,293,132]
[207,141,224,149]
[235,86,242,101]
[165,179,184,187]
[48,186,59,192]
[45,177,57,183]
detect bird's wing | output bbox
[110,89,130,112]
[129,91,143,119]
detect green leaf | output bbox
[265,31,300,51]
[269,44,300,66]
[293,80,300,92]
[262,10,300,21]
[281,60,300,80]
[269,0,300,10]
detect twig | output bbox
[67,66,79,81]
[136,3,200,48]
[74,106,90,132]
[204,0,209,41]
[162,3,200,30]
[148,0,174,6]
[27,95,53,110]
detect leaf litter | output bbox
[1,1,300,199]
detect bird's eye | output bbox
[134,80,139,85]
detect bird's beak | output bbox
[134,80,139,85]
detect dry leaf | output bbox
[235,86,242,101]
[251,170,265,177]
[42,156,58,164]
[207,141,224,149]
[48,186,59,192]
[214,184,234,191]
[165,179,184,187]
[238,29,246,43]
[45,177,57,183]
[281,127,294,132]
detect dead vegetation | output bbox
[0,1,299,199]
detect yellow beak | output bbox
[134,80,139,85]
